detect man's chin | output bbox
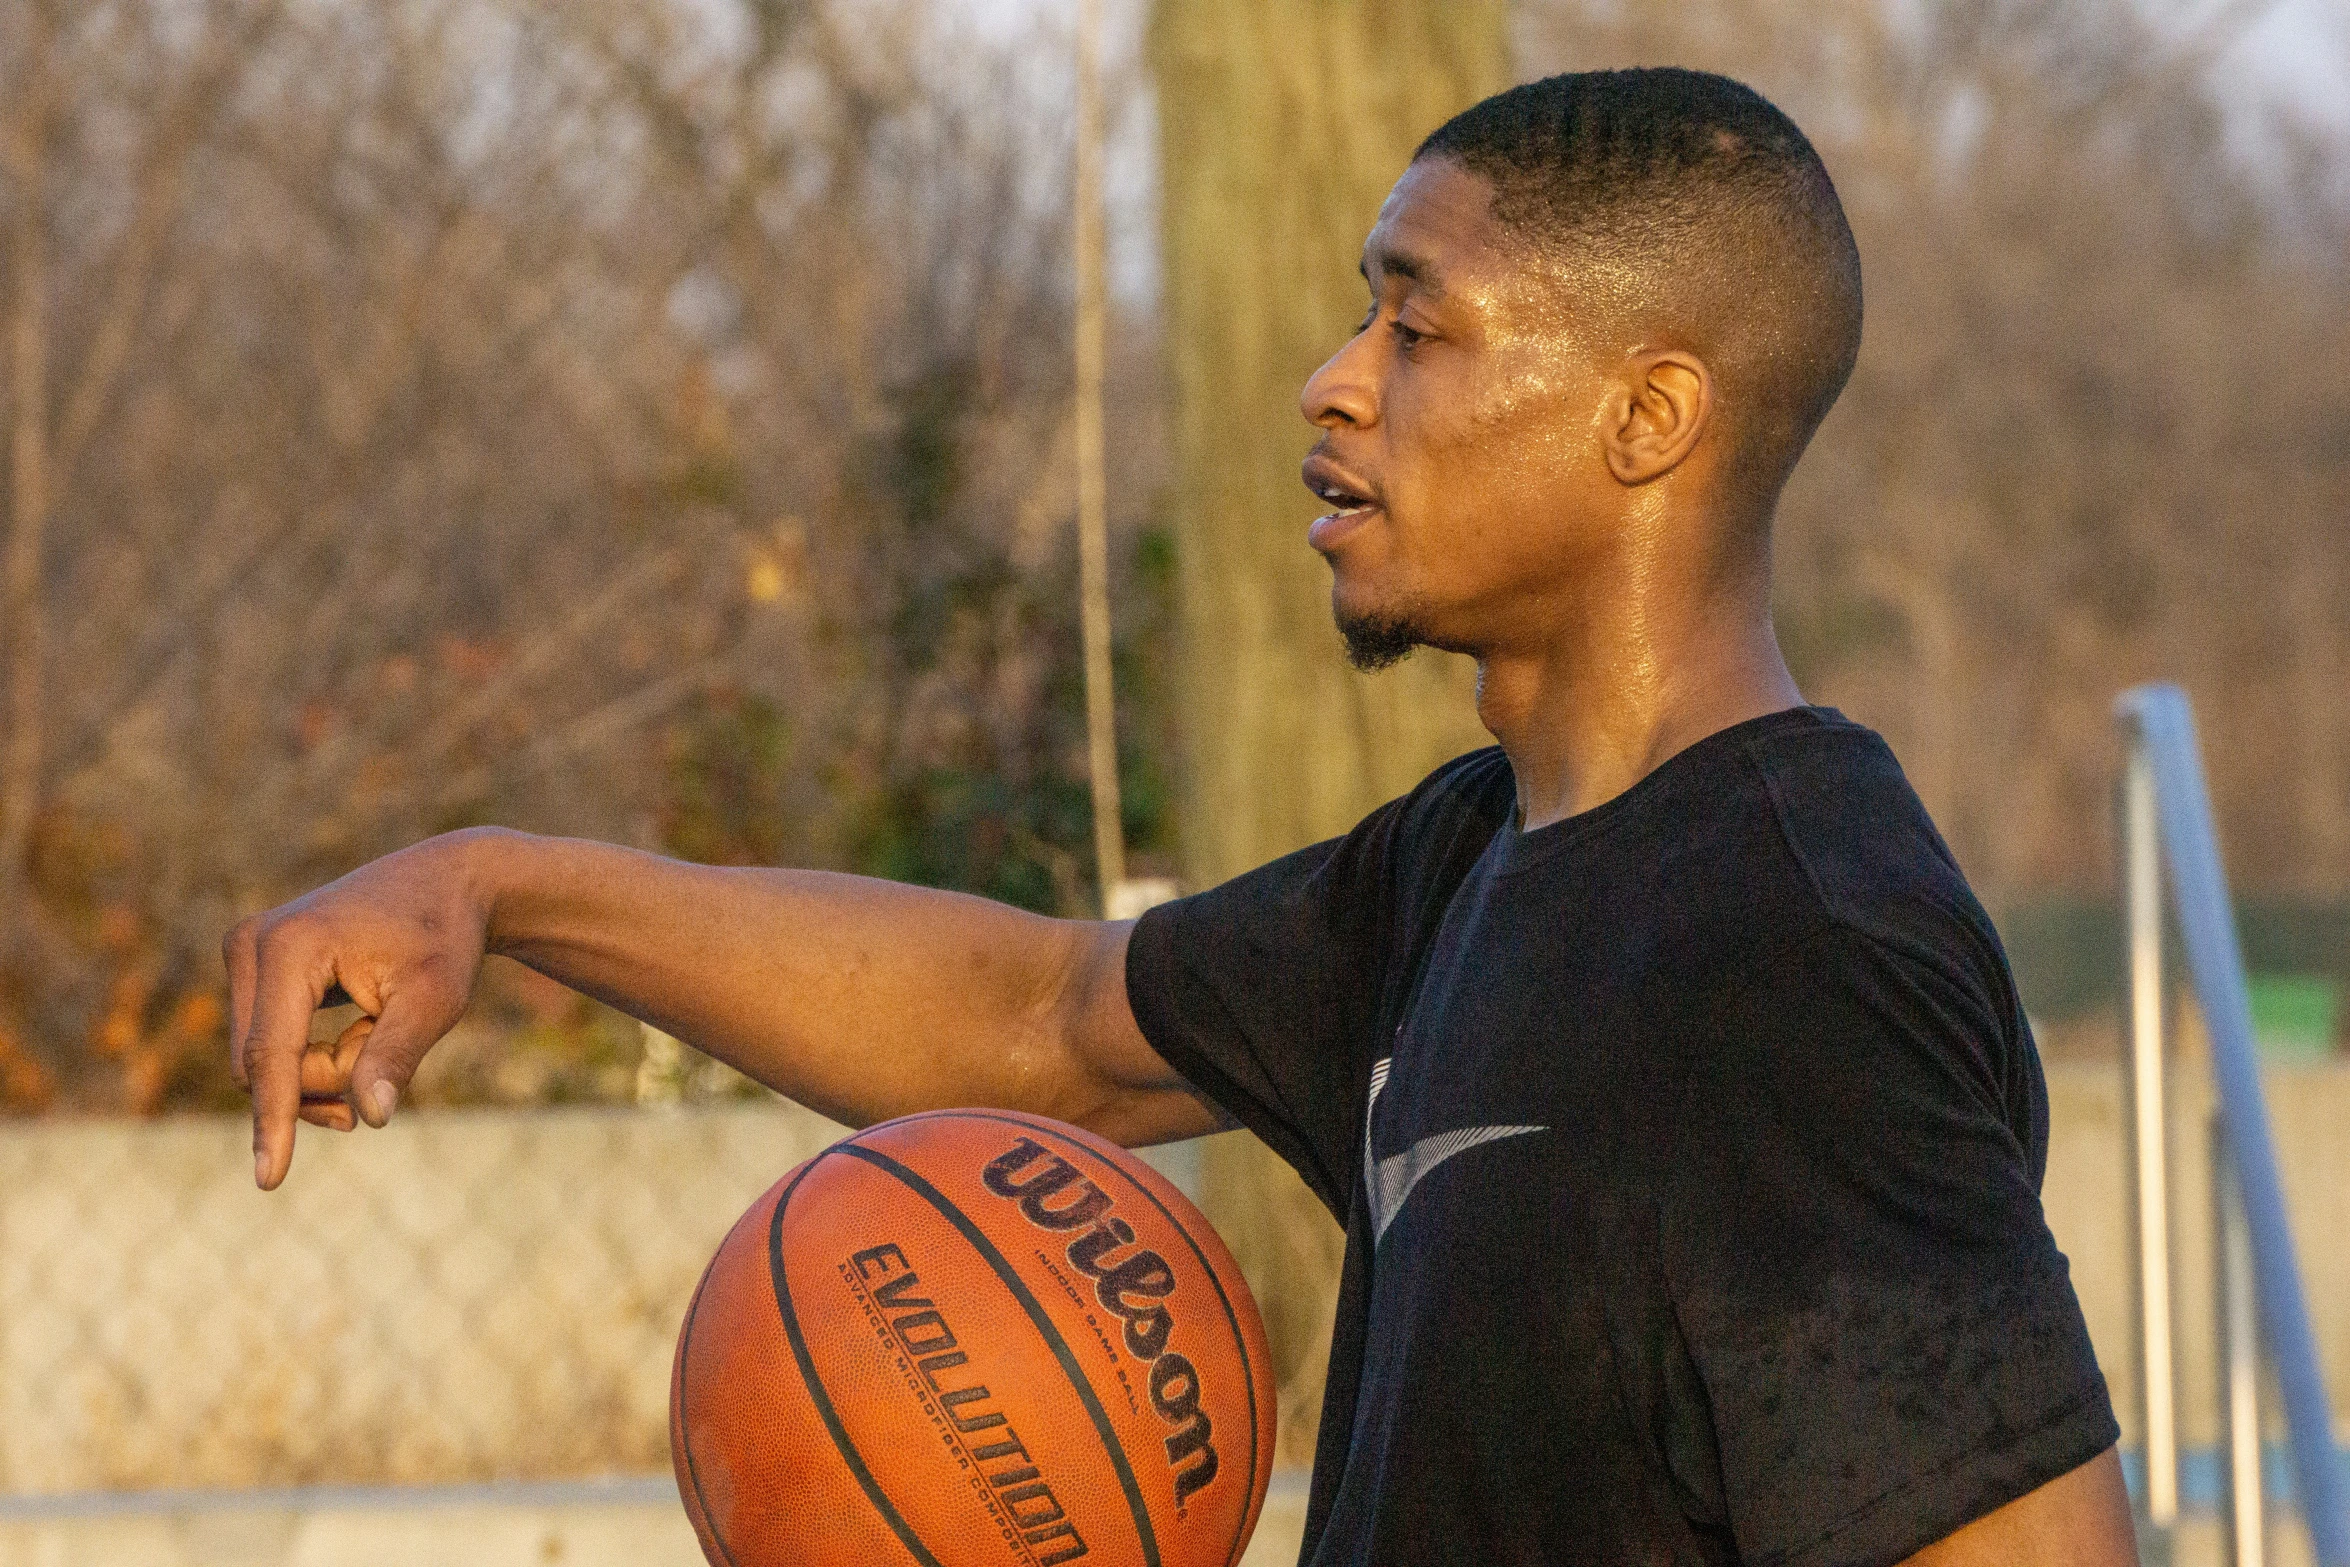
[1335,608,1427,673]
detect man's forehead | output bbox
[1359,240,1447,296]
[1359,158,1505,295]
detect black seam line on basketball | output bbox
[835,1139,1165,1567]
[892,1106,1265,1551]
[768,1148,949,1567]
[674,1252,746,1567]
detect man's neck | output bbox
[1473,575,1802,832]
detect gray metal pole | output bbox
[2216,1116,2267,1567]
[2125,683,2350,1564]
[2124,734,2180,1528]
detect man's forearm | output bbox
[229,826,1216,1187]
[461,829,1188,1136]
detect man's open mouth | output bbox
[1303,453,1381,525]
[1309,476,1378,521]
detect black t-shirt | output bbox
[1125,707,2116,1567]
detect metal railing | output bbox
[2119,683,2349,1566]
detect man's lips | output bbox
[1307,504,1380,554]
[1301,452,1381,551]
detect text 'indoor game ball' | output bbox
[670,1108,1277,1567]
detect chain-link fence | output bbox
[0,1102,848,1495]
[12,1065,2350,1513]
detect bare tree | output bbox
[1521,0,2350,911]
[0,0,287,918]
[0,0,1173,1112]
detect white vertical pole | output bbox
[1073,0,1125,912]
[2125,736,2179,1528]
[1074,4,1192,1196]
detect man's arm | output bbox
[223,827,1225,1189]
[1900,1447,2138,1567]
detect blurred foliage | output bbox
[662,693,795,869]
[841,362,1176,915]
[1,0,2343,1119]
[2002,895,2350,1028]
[1521,0,2350,906]
[0,0,1174,1115]
[403,974,652,1109]
[851,768,1093,914]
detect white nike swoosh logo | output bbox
[1363,1057,1544,1244]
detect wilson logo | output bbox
[982,1137,1220,1507]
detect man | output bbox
[229,69,2135,1565]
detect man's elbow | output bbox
[1899,1447,2138,1567]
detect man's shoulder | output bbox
[1738,713,1978,923]
[1366,744,1515,918]
[1395,745,1515,830]
[1733,709,2018,1017]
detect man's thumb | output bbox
[349,997,444,1128]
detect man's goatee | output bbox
[1337,611,1424,672]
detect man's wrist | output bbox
[442,825,537,957]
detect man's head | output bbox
[1300,69,1861,671]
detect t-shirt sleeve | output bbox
[1123,802,1414,1218]
[1662,921,2118,1567]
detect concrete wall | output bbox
[2042,1060,2350,1452]
[0,1103,850,1494]
[6,1065,2350,1562]
[0,1481,703,1567]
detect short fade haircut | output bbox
[1417,69,1863,508]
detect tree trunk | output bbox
[1149,0,1508,1468]
[1,130,52,914]
[1152,0,1505,891]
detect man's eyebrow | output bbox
[1359,244,1445,297]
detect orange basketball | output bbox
[670,1108,1277,1567]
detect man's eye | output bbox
[1391,320,1426,350]
[1356,306,1378,335]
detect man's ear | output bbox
[1602,350,1713,485]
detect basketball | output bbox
[670,1108,1277,1567]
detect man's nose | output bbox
[1300,328,1379,430]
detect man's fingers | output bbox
[298,1049,345,1098]
[299,1098,357,1132]
[245,932,332,1190]
[223,920,260,1088]
[298,1018,371,1099]
[328,1015,372,1078]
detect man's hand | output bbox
[224,833,491,1189]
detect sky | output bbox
[2212,0,2350,139]
[2186,0,2350,214]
